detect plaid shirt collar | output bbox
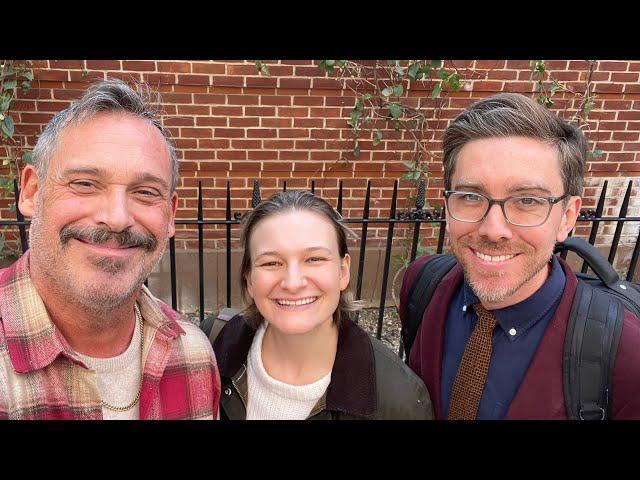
[0,251,185,374]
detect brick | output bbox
[612,72,639,83]
[295,66,322,76]
[49,60,84,69]
[218,151,247,160]
[245,106,276,116]
[182,127,213,138]
[473,81,504,92]
[280,78,312,89]
[162,92,193,104]
[313,78,342,89]
[251,153,280,162]
[231,162,261,171]
[293,162,324,172]
[617,109,640,122]
[624,84,640,94]
[279,129,309,138]
[178,74,211,86]
[310,107,342,118]
[184,150,215,160]
[199,139,230,149]
[245,77,278,88]
[310,128,339,138]
[199,161,231,171]
[263,140,294,149]
[295,140,324,149]
[599,121,627,130]
[478,60,507,69]
[158,61,191,73]
[215,128,245,138]
[262,162,291,173]
[18,112,54,123]
[35,100,70,112]
[211,106,243,116]
[261,96,291,106]
[280,151,309,160]
[230,117,259,127]
[311,151,340,161]
[37,70,69,81]
[174,139,198,149]
[598,61,629,71]
[296,119,324,128]
[122,61,156,71]
[227,95,260,105]
[261,118,292,128]
[265,66,294,76]
[231,140,262,149]
[278,107,309,117]
[192,63,226,74]
[488,70,518,80]
[293,96,324,106]
[177,105,209,115]
[86,60,121,70]
[213,76,244,87]
[589,163,618,172]
[326,96,355,107]
[246,128,277,138]
[624,142,640,150]
[195,117,227,127]
[612,131,639,141]
[52,89,84,100]
[143,73,176,84]
[593,83,624,94]
[193,93,226,104]
[165,117,194,126]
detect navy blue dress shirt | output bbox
[441,256,566,419]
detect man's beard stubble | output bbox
[28,213,165,320]
[451,236,553,305]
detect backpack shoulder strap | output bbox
[563,280,625,420]
[402,254,457,362]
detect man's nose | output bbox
[477,203,513,242]
[93,189,135,232]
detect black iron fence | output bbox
[2,178,639,354]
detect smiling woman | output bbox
[213,190,433,420]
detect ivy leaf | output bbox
[408,63,420,80]
[1,115,15,138]
[432,83,442,99]
[373,131,383,146]
[430,60,443,69]
[21,81,30,91]
[381,87,393,97]
[588,150,603,158]
[22,150,33,164]
[362,93,373,101]
[393,84,403,97]
[388,103,402,119]
[255,61,270,76]
[353,142,361,157]
[22,71,34,81]
[395,66,406,76]
[3,79,17,90]
[403,162,415,169]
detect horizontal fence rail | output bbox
[2,178,638,358]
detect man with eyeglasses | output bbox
[399,93,640,419]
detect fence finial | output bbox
[251,180,261,208]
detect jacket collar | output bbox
[0,251,184,374]
[214,315,377,417]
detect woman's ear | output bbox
[18,165,39,218]
[339,253,351,291]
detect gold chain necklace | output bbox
[101,303,144,412]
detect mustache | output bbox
[462,238,525,255]
[59,224,158,251]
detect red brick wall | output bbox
[2,60,638,267]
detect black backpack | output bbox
[402,237,640,420]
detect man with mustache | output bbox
[0,80,220,419]
[400,93,640,419]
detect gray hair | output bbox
[442,93,588,197]
[32,79,179,192]
[239,190,362,330]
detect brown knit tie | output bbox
[447,303,498,420]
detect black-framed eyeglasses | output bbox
[443,190,570,227]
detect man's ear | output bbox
[168,191,178,238]
[18,165,39,218]
[556,195,582,243]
